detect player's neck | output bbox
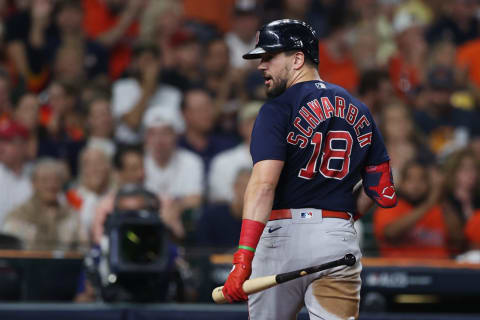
[287,67,321,88]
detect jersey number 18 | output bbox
[298,130,353,180]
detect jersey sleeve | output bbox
[365,118,390,166]
[250,102,289,164]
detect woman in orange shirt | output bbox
[374,160,464,258]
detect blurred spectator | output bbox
[112,42,182,144]
[381,103,434,182]
[37,80,86,175]
[413,65,478,157]
[0,69,12,123]
[178,88,238,174]
[49,0,108,82]
[426,0,479,46]
[85,94,115,157]
[225,0,259,69]
[204,36,249,122]
[22,0,109,89]
[182,0,235,33]
[388,10,427,98]
[13,92,39,160]
[317,14,359,92]
[82,0,146,79]
[92,144,145,244]
[263,0,330,37]
[456,37,480,89]
[357,69,394,122]
[0,119,32,224]
[442,149,480,226]
[196,168,250,247]
[66,146,112,240]
[92,144,186,245]
[144,106,204,209]
[465,209,480,250]
[4,0,57,92]
[208,101,261,202]
[2,158,87,251]
[374,161,464,258]
[162,30,203,92]
[141,0,184,69]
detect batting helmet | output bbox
[242,19,319,64]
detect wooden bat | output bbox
[212,253,356,303]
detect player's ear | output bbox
[292,51,305,70]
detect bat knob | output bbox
[344,254,356,266]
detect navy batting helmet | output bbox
[243,19,319,64]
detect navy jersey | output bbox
[250,80,389,213]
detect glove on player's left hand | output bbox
[222,249,254,302]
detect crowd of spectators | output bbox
[1,0,480,301]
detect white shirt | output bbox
[225,32,257,69]
[144,149,204,198]
[0,163,33,224]
[112,78,184,144]
[75,186,104,236]
[87,137,116,158]
[208,143,252,202]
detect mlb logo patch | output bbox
[301,212,313,219]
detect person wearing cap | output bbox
[208,101,261,203]
[221,19,397,319]
[112,42,182,145]
[143,106,204,232]
[0,120,33,225]
[225,0,260,69]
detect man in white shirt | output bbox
[143,106,204,212]
[208,101,261,202]
[225,0,259,69]
[112,43,183,144]
[0,120,33,224]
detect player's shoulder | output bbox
[322,82,371,114]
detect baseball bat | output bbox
[212,253,356,304]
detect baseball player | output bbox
[221,19,397,319]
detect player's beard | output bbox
[265,65,290,98]
[266,77,288,98]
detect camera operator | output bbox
[94,184,186,302]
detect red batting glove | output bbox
[222,249,254,302]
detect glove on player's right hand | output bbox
[222,249,254,302]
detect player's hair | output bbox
[283,50,317,67]
[113,144,144,170]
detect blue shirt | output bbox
[250,80,389,213]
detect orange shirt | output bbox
[465,210,480,249]
[317,42,359,92]
[374,199,450,258]
[183,0,235,33]
[388,54,421,98]
[456,39,480,89]
[82,0,139,79]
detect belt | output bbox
[269,209,351,221]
